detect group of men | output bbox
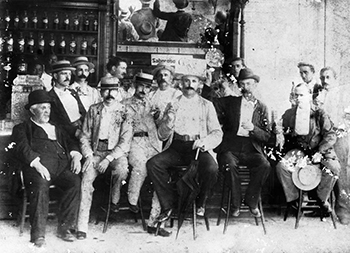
[12,54,349,248]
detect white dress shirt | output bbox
[54,87,81,123]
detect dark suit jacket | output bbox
[12,120,80,172]
[48,88,86,138]
[210,95,272,155]
[153,6,192,42]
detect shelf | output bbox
[6,28,98,34]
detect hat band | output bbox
[136,76,153,84]
[52,63,74,71]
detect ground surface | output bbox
[1,211,349,253]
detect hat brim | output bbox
[72,61,95,70]
[238,75,260,83]
[49,67,76,74]
[292,165,322,191]
[25,100,52,110]
[181,73,206,81]
[152,65,175,76]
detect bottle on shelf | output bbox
[27,32,35,54]
[32,11,38,29]
[14,11,20,29]
[6,32,14,54]
[73,14,80,30]
[49,33,55,53]
[23,11,29,29]
[93,17,98,31]
[53,12,60,30]
[80,37,88,55]
[83,13,90,31]
[17,55,28,75]
[4,10,11,30]
[42,12,49,29]
[38,33,45,55]
[91,37,97,55]
[3,56,12,87]
[69,34,77,54]
[17,32,25,53]
[59,34,66,54]
[63,14,70,30]
[0,31,4,53]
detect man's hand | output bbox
[97,158,110,174]
[33,162,51,181]
[192,139,205,152]
[241,121,254,131]
[71,155,82,174]
[82,155,94,173]
[312,152,323,164]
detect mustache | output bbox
[185,86,195,90]
[78,74,87,79]
[138,92,146,95]
[105,95,115,100]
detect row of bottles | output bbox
[3,10,98,31]
[0,31,98,56]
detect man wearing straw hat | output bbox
[76,77,133,240]
[147,61,223,221]
[276,83,341,214]
[12,89,82,247]
[70,56,101,112]
[48,60,86,140]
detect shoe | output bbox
[128,203,139,214]
[110,203,120,213]
[304,210,330,218]
[147,226,172,237]
[196,207,205,217]
[76,231,87,240]
[249,207,261,218]
[156,209,173,222]
[288,199,299,210]
[320,201,332,213]
[57,229,76,242]
[231,208,240,217]
[32,237,45,248]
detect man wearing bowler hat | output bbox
[70,56,101,111]
[11,90,82,247]
[147,65,223,220]
[123,72,170,236]
[209,68,272,217]
[153,0,192,42]
[76,77,133,240]
[48,60,86,140]
[276,83,340,214]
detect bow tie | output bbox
[243,93,256,103]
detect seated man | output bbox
[76,78,133,240]
[209,68,272,217]
[123,72,170,236]
[12,90,82,247]
[147,68,223,221]
[276,83,341,213]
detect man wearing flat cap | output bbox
[149,63,182,127]
[11,89,82,247]
[123,73,170,236]
[153,0,192,42]
[147,66,223,221]
[70,56,101,112]
[48,60,86,140]
[76,77,133,240]
[207,68,272,218]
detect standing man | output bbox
[123,72,170,236]
[99,56,134,101]
[70,56,101,112]
[153,0,192,42]
[48,60,86,140]
[220,57,246,97]
[147,68,223,221]
[276,83,340,213]
[12,90,82,247]
[210,68,272,217]
[149,63,182,126]
[76,78,133,240]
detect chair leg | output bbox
[217,170,227,226]
[258,198,267,234]
[19,189,27,236]
[192,201,197,240]
[138,197,147,231]
[330,190,337,229]
[295,190,303,229]
[204,214,210,231]
[103,173,114,233]
[223,189,231,234]
[283,203,290,221]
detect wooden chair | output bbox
[217,165,267,234]
[284,188,337,229]
[18,170,58,236]
[156,165,210,240]
[97,168,147,233]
